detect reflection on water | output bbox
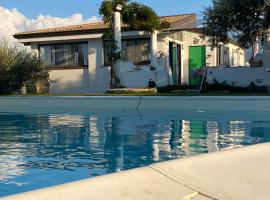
[0,112,270,196]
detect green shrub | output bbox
[0,41,48,94]
[205,79,267,93]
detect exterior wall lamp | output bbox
[116,4,123,11]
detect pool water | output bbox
[1,108,270,197]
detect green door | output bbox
[189,46,206,86]
[189,121,208,153]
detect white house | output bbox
[206,28,270,88]
[14,13,245,94]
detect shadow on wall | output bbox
[88,39,111,91]
[207,67,270,88]
[120,69,169,88]
[49,70,88,94]
[49,68,110,94]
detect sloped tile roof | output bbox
[159,14,195,24]
[14,14,196,38]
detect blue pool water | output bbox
[1,107,270,197]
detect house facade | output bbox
[14,13,245,94]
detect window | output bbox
[223,47,229,66]
[104,38,150,66]
[122,39,150,65]
[39,43,88,68]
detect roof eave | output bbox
[14,29,107,39]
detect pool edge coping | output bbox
[2,143,270,200]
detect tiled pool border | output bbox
[1,96,270,112]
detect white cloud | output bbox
[0,7,99,45]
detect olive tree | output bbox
[202,0,270,60]
[0,41,48,94]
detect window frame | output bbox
[38,42,88,69]
[122,38,151,65]
[103,38,151,67]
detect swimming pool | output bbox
[1,96,270,197]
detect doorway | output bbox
[169,43,182,85]
[189,46,206,86]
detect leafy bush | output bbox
[158,81,268,94]
[205,79,267,93]
[0,42,48,94]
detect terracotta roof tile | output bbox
[160,14,195,24]
[15,21,109,36]
[14,14,196,38]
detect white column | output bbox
[150,30,158,67]
[114,11,122,51]
[263,29,270,67]
[88,40,97,89]
[112,6,123,86]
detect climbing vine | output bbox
[99,0,170,88]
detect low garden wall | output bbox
[207,67,270,87]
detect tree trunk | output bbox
[110,64,121,89]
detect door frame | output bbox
[188,45,206,86]
[169,42,183,85]
[177,44,182,85]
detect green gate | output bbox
[189,46,206,86]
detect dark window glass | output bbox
[123,39,150,64]
[39,43,88,68]
[103,39,150,66]
[40,45,52,66]
[78,43,88,66]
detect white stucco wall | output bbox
[117,33,170,88]
[118,62,169,88]
[48,39,110,94]
[207,67,270,87]
[29,32,170,93]
[180,31,245,85]
[119,65,169,88]
[49,69,89,93]
[225,43,245,67]
[47,37,169,91]
[181,31,216,84]
[88,39,111,92]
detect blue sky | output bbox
[0,0,212,19]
